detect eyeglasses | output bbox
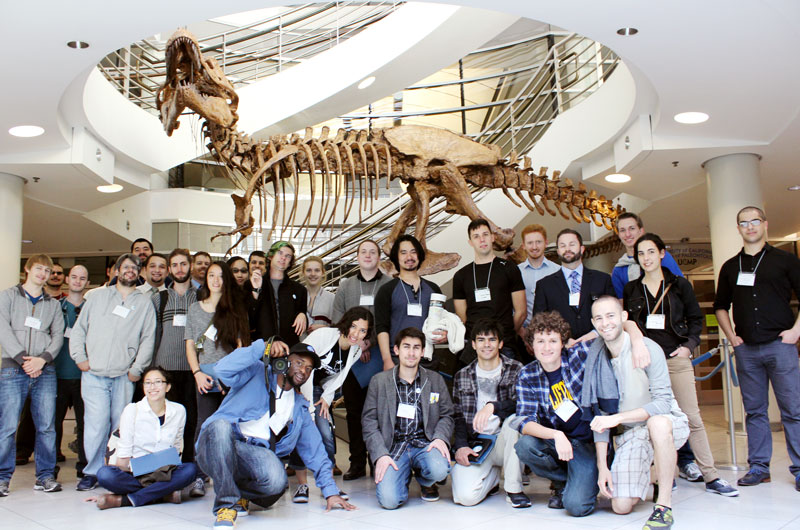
[143,380,167,388]
[738,219,763,228]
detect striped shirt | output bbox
[388,370,428,460]
[151,287,197,371]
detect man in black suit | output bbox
[532,229,615,344]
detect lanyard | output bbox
[644,281,664,316]
[401,280,420,305]
[472,259,495,291]
[359,279,378,298]
[392,366,426,405]
[739,249,766,275]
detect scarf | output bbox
[579,338,620,421]
[615,253,641,283]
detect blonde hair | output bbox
[301,256,326,284]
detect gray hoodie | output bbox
[69,285,156,378]
[0,284,64,369]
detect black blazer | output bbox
[532,266,615,338]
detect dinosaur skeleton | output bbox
[156,29,623,274]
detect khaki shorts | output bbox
[610,413,690,500]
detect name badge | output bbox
[474,288,492,302]
[359,295,375,306]
[569,292,580,306]
[407,303,423,317]
[430,392,440,404]
[24,316,42,330]
[646,314,666,330]
[737,272,756,286]
[554,399,579,422]
[112,305,130,319]
[173,314,187,327]
[204,325,218,341]
[64,327,72,339]
[397,403,416,419]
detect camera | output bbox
[270,355,289,375]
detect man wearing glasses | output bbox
[714,206,800,489]
[69,254,157,492]
[44,263,66,300]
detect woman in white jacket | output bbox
[92,367,197,509]
[290,307,373,503]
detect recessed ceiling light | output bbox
[605,173,631,183]
[674,111,709,124]
[357,76,376,90]
[97,184,123,193]
[789,185,800,191]
[616,27,638,36]
[22,240,33,244]
[67,40,89,49]
[9,125,44,137]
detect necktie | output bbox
[570,270,580,294]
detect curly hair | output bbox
[524,311,572,347]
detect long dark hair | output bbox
[198,261,251,353]
[634,233,666,268]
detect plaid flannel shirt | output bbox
[452,354,522,449]
[516,340,593,432]
[388,370,428,460]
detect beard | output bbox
[118,275,138,287]
[171,271,190,284]
[559,250,582,264]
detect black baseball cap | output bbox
[288,342,321,369]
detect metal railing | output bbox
[98,2,401,114]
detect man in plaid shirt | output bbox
[451,319,527,508]
[514,310,599,517]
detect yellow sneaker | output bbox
[213,507,237,529]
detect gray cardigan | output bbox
[361,366,454,463]
[0,285,64,368]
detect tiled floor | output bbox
[3,404,800,529]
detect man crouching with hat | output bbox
[196,338,355,529]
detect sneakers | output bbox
[506,491,532,508]
[420,484,439,502]
[214,507,238,529]
[189,476,206,497]
[796,475,800,492]
[705,478,739,497]
[292,484,310,503]
[233,498,249,517]
[547,486,564,509]
[643,504,674,529]
[33,477,62,492]
[738,469,771,486]
[0,481,9,497]
[678,462,703,483]
[76,475,97,491]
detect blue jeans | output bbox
[376,445,451,509]
[196,419,288,514]
[81,372,134,477]
[734,339,800,476]
[96,463,197,506]
[515,435,598,517]
[0,365,57,482]
[289,386,336,470]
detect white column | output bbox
[704,153,763,281]
[0,173,24,289]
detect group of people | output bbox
[0,205,798,530]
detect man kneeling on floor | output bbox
[362,327,454,509]
[195,340,354,529]
[451,319,527,508]
[586,296,689,530]
[513,310,600,516]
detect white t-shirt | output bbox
[475,363,502,435]
[239,388,295,440]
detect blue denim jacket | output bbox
[197,339,338,498]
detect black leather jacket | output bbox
[622,267,703,352]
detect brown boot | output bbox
[97,494,123,510]
[163,490,182,504]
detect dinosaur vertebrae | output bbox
[203,122,622,234]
